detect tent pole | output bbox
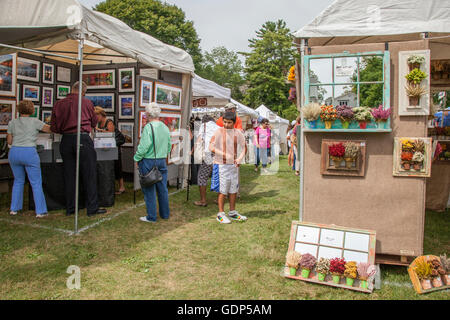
[299,39,306,222]
[74,38,84,235]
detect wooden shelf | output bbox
[304,129,392,133]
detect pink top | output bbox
[254,127,271,148]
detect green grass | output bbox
[0,157,448,299]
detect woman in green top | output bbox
[134,103,172,223]
[7,100,52,217]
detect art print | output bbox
[0,54,17,97]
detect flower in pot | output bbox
[431,61,444,80]
[429,257,446,288]
[320,105,338,129]
[405,83,427,106]
[344,142,359,169]
[401,139,414,152]
[411,151,424,170]
[439,254,450,285]
[405,68,428,85]
[287,65,296,82]
[315,258,330,281]
[352,106,374,129]
[401,151,413,170]
[328,143,346,168]
[302,102,321,128]
[414,256,433,290]
[329,257,346,284]
[286,251,302,276]
[336,105,354,129]
[357,262,376,289]
[298,253,316,279]
[288,87,297,102]
[344,261,358,286]
[370,105,391,129]
[407,55,425,71]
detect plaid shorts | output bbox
[197,162,213,186]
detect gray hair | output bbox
[72,81,87,95]
[145,102,161,119]
[224,102,237,111]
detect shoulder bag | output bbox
[139,123,163,187]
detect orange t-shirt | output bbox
[216,116,243,130]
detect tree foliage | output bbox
[95,0,203,69]
[352,56,384,108]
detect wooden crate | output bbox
[407,255,450,294]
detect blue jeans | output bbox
[254,146,268,168]
[9,147,47,215]
[138,158,169,221]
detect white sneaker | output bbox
[9,211,17,216]
[216,212,231,224]
[36,213,48,218]
[139,216,156,223]
[228,210,247,222]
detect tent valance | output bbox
[192,74,232,100]
[255,105,290,124]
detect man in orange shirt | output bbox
[216,103,243,130]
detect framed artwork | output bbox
[155,82,182,110]
[0,53,17,97]
[56,85,70,99]
[31,105,40,118]
[17,57,40,82]
[118,122,134,147]
[23,84,40,102]
[138,110,147,138]
[118,95,135,119]
[168,138,181,164]
[41,110,52,125]
[139,79,153,108]
[85,93,115,112]
[82,69,115,89]
[0,134,9,164]
[320,139,367,177]
[42,87,54,107]
[42,63,54,84]
[119,67,135,92]
[57,66,71,83]
[159,112,181,136]
[435,140,450,162]
[393,137,432,177]
[0,99,16,132]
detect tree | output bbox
[196,46,245,101]
[243,20,299,114]
[95,0,203,69]
[352,56,383,108]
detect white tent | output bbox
[231,99,259,119]
[192,74,231,100]
[294,0,450,47]
[255,105,290,155]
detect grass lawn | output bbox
[0,156,448,300]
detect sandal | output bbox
[115,190,126,195]
[194,201,207,207]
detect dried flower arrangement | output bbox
[357,263,376,289]
[412,139,425,153]
[344,261,358,286]
[414,256,433,290]
[336,105,354,128]
[329,142,346,168]
[412,152,424,169]
[371,105,391,124]
[405,68,428,85]
[320,105,338,129]
[302,102,322,122]
[429,257,446,287]
[407,55,425,70]
[352,106,374,128]
[400,139,427,171]
[439,254,450,285]
[401,151,413,161]
[315,258,330,281]
[286,251,302,276]
[329,257,346,284]
[405,83,427,106]
[344,142,359,159]
[298,253,317,278]
[401,138,414,151]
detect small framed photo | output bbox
[155,82,182,110]
[23,84,40,102]
[159,112,181,136]
[168,139,181,164]
[0,53,17,97]
[57,66,71,83]
[82,69,115,89]
[41,110,52,125]
[85,93,115,112]
[138,110,147,138]
[139,79,153,108]
[31,105,40,118]
[57,85,71,99]
[119,67,135,92]
[0,99,16,132]
[119,95,135,119]
[0,134,9,164]
[42,87,54,107]
[118,122,134,147]
[42,63,55,84]
[17,57,40,82]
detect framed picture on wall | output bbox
[119,68,135,92]
[0,99,16,132]
[17,57,40,82]
[31,105,40,118]
[139,79,153,108]
[57,85,70,99]
[42,87,54,107]
[159,112,181,136]
[23,84,40,102]
[119,95,135,119]
[393,137,432,177]
[42,63,54,84]
[85,93,115,112]
[155,82,182,110]
[41,110,52,125]
[82,69,116,89]
[0,53,17,97]
[138,110,147,138]
[0,134,9,164]
[168,139,181,164]
[57,66,71,83]
[118,122,134,147]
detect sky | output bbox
[79,0,334,54]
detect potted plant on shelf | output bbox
[328,143,346,168]
[439,254,450,285]
[405,68,428,85]
[298,253,316,279]
[320,105,338,129]
[315,258,330,282]
[286,251,302,276]
[357,262,376,289]
[329,257,346,284]
[302,102,322,128]
[407,55,425,71]
[352,106,374,129]
[336,105,354,129]
[414,256,433,290]
[371,105,391,129]
[429,257,445,288]
[431,61,443,80]
[405,83,427,106]
[344,261,358,286]
[344,142,359,169]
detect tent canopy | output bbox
[192,74,231,100]
[255,105,290,124]
[0,0,194,74]
[294,0,450,47]
[231,99,259,119]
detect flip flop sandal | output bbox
[194,201,207,207]
[115,190,126,195]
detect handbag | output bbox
[139,123,163,188]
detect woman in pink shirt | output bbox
[253,118,271,173]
